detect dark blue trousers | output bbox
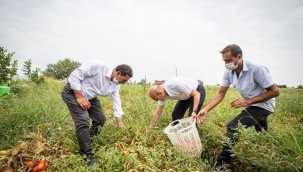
[172,84,206,121]
[217,106,272,164]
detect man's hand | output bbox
[231,98,249,108]
[117,121,127,128]
[148,123,155,128]
[115,117,127,128]
[196,109,208,124]
[76,97,91,110]
[73,90,91,110]
[191,111,197,121]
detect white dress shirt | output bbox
[221,59,275,112]
[158,77,199,106]
[68,62,123,117]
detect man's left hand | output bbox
[231,98,249,108]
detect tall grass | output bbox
[0,81,302,171]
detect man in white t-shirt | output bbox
[61,62,133,166]
[148,77,206,128]
[195,44,280,170]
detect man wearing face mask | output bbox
[193,44,280,169]
[61,62,133,166]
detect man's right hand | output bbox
[196,109,208,124]
[77,97,91,110]
[115,117,127,129]
[73,90,91,110]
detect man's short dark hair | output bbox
[220,44,242,57]
[115,64,133,77]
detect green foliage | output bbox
[0,83,302,171]
[43,58,81,80]
[277,85,287,88]
[0,47,18,84]
[275,88,303,115]
[22,59,32,78]
[232,127,303,171]
[30,68,45,85]
[22,59,45,85]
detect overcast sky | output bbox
[1,0,302,86]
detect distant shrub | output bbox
[277,85,287,88]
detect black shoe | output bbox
[86,155,95,167]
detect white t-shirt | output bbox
[221,59,275,112]
[158,77,199,106]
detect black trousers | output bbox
[61,83,106,156]
[172,84,206,121]
[217,106,272,163]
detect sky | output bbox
[1,0,303,87]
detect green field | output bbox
[1,79,302,171]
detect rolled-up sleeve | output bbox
[110,88,124,117]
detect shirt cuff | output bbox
[113,111,124,118]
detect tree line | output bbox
[0,47,81,85]
[1,46,303,88]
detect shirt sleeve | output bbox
[68,64,100,90]
[110,86,124,118]
[253,66,274,88]
[220,70,231,87]
[178,83,193,97]
[157,100,166,106]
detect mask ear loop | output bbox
[236,54,242,65]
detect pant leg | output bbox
[172,84,206,120]
[254,115,270,132]
[188,84,206,116]
[61,83,93,156]
[217,106,272,163]
[172,99,191,121]
[88,97,106,137]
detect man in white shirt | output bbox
[195,44,280,169]
[148,77,206,128]
[61,62,133,166]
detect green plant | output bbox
[0,82,302,171]
[0,47,18,85]
[22,59,32,78]
[22,59,45,85]
[43,58,81,80]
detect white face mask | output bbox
[225,59,239,70]
[112,78,119,85]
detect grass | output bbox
[0,80,302,171]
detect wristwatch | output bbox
[193,109,198,113]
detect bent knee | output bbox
[227,120,238,129]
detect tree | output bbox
[22,59,44,84]
[43,58,81,80]
[137,78,147,85]
[30,68,44,84]
[0,47,18,84]
[277,85,287,88]
[22,59,32,78]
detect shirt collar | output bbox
[231,59,248,75]
[242,59,248,72]
[106,68,114,80]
